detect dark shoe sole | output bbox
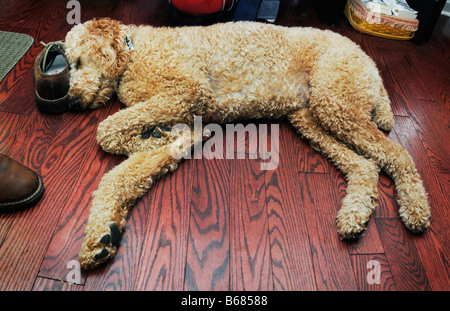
[0,173,45,213]
[36,90,69,114]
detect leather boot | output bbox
[0,154,44,212]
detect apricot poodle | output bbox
[64,18,430,269]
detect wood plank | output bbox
[265,124,316,290]
[347,220,385,255]
[0,0,68,28]
[224,121,260,157]
[134,159,193,291]
[81,0,166,26]
[184,158,230,291]
[326,166,385,255]
[83,190,149,290]
[229,158,272,291]
[411,33,450,107]
[374,172,397,219]
[376,114,450,226]
[32,276,84,291]
[391,116,450,241]
[351,254,396,291]
[368,44,434,116]
[282,122,331,174]
[38,151,124,285]
[0,112,27,154]
[403,99,449,179]
[7,109,63,172]
[412,227,450,291]
[0,108,63,272]
[389,116,450,291]
[376,218,431,291]
[37,102,122,285]
[0,108,111,291]
[375,116,450,291]
[300,173,358,291]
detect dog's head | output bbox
[65,18,132,110]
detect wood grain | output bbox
[347,220,385,255]
[83,192,148,290]
[376,218,430,291]
[0,0,449,291]
[230,158,272,291]
[265,122,316,290]
[0,112,27,154]
[38,102,122,286]
[374,172,397,219]
[133,159,193,291]
[281,122,331,174]
[300,173,358,291]
[184,158,230,291]
[32,276,84,291]
[391,116,450,242]
[0,108,110,291]
[389,116,450,291]
[409,32,450,107]
[368,43,434,116]
[351,254,396,291]
[403,98,449,181]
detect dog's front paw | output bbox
[79,223,123,270]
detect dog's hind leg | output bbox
[372,84,394,131]
[308,82,430,234]
[289,108,380,239]
[79,129,204,269]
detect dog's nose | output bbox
[68,97,83,112]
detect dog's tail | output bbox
[372,84,394,131]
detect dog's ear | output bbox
[87,18,132,79]
[109,45,132,79]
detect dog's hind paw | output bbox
[397,185,431,234]
[335,195,374,240]
[336,218,368,240]
[79,222,123,270]
[400,206,431,234]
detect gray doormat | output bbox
[0,31,34,83]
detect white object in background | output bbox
[442,0,450,17]
[366,1,393,15]
[383,0,418,19]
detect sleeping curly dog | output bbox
[64,18,431,269]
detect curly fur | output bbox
[64,18,431,269]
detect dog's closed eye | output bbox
[75,58,82,69]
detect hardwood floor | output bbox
[0,0,449,291]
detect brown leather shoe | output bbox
[34,41,70,114]
[0,154,44,212]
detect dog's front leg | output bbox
[79,129,206,269]
[96,93,206,156]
